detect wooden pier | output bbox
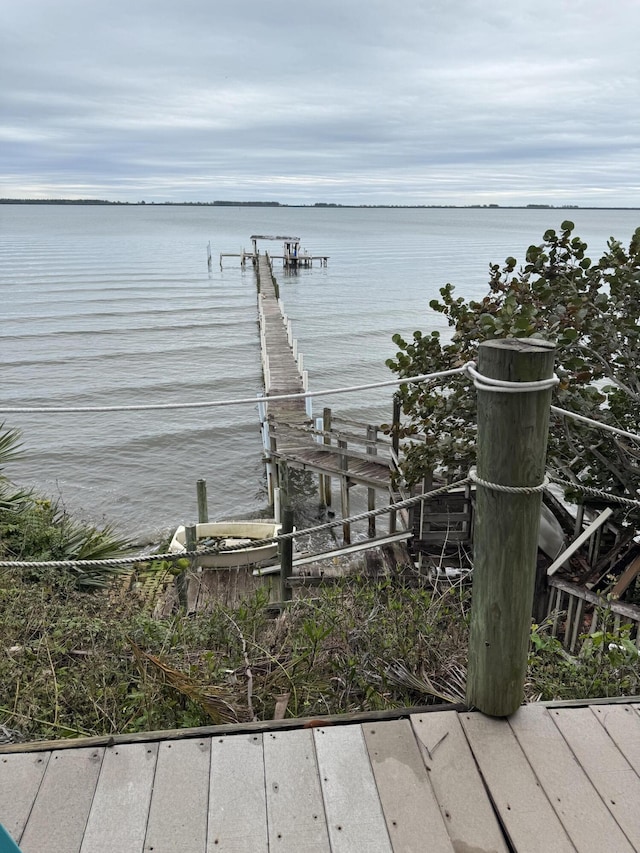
[255,253,400,543]
[220,235,328,269]
[3,700,640,852]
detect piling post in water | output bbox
[466,338,556,717]
[279,506,294,604]
[322,407,332,507]
[196,479,209,523]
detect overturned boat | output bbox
[169,520,281,568]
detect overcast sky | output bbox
[2,0,639,205]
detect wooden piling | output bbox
[367,425,377,537]
[322,407,332,508]
[179,524,198,609]
[466,338,556,717]
[279,507,294,604]
[389,395,402,534]
[339,438,350,544]
[196,479,209,524]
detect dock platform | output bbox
[2,700,639,851]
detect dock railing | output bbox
[547,577,640,653]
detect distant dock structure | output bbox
[219,235,328,269]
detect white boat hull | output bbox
[169,521,281,568]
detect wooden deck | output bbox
[2,702,640,852]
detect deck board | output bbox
[143,738,211,853]
[19,747,103,853]
[550,707,640,849]
[410,712,509,853]
[363,719,454,852]
[313,725,392,852]
[588,703,640,774]
[509,704,634,853]
[460,711,575,852]
[263,729,330,852]
[80,743,157,853]
[207,733,268,852]
[4,703,640,851]
[0,752,50,843]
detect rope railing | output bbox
[550,405,640,445]
[0,366,469,414]
[0,477,471,571]
[5,362,639,448]
[2,359,639,574]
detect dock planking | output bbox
[3,703,640,852]
[550,706,640,849]
[19,748,103,853]
[460,710,576,852]
[256,252,394,500]
[508,704,635,853]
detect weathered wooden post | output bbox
[338,437,350,544]
[367,425,377,537]
[196,479,208,524]
[466,338,556,717]
[278,459,290,507]
[389,394,402,534]
[279,506,294,604]
[178,523,198,609]
[322,407,332,508]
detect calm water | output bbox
[1,204,638,541]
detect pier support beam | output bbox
[279,507,294,605]
[367,425,377,538]
[321,408,332,508]
[339,438,350,544]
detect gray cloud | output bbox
[2,0,639,204]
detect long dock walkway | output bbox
[256,253,393,494]
[3,701,640,851]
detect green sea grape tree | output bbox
[386,221,640,512]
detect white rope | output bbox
[469,467,549,494]
[465,362,560,394]
[0,366,469,415]
[548,475,640,509]
[0,361,567,416]
[551,406,640,445]
[0,477,471,570]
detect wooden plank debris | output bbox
[363,719,454,852]
[550,707,640,849]
[19,748,103,853]
[7,705,640,852]
[0,752,50,843]
[460,711,575,852]
[80,743,157,853]
[208,734,268,852]
[410,712,509,853]
[547,508,613,576]
[510,704,634,852]
[611,554,640,597]
[313,725,392,852]
[144,739,211,853]
[263,729,330,852]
